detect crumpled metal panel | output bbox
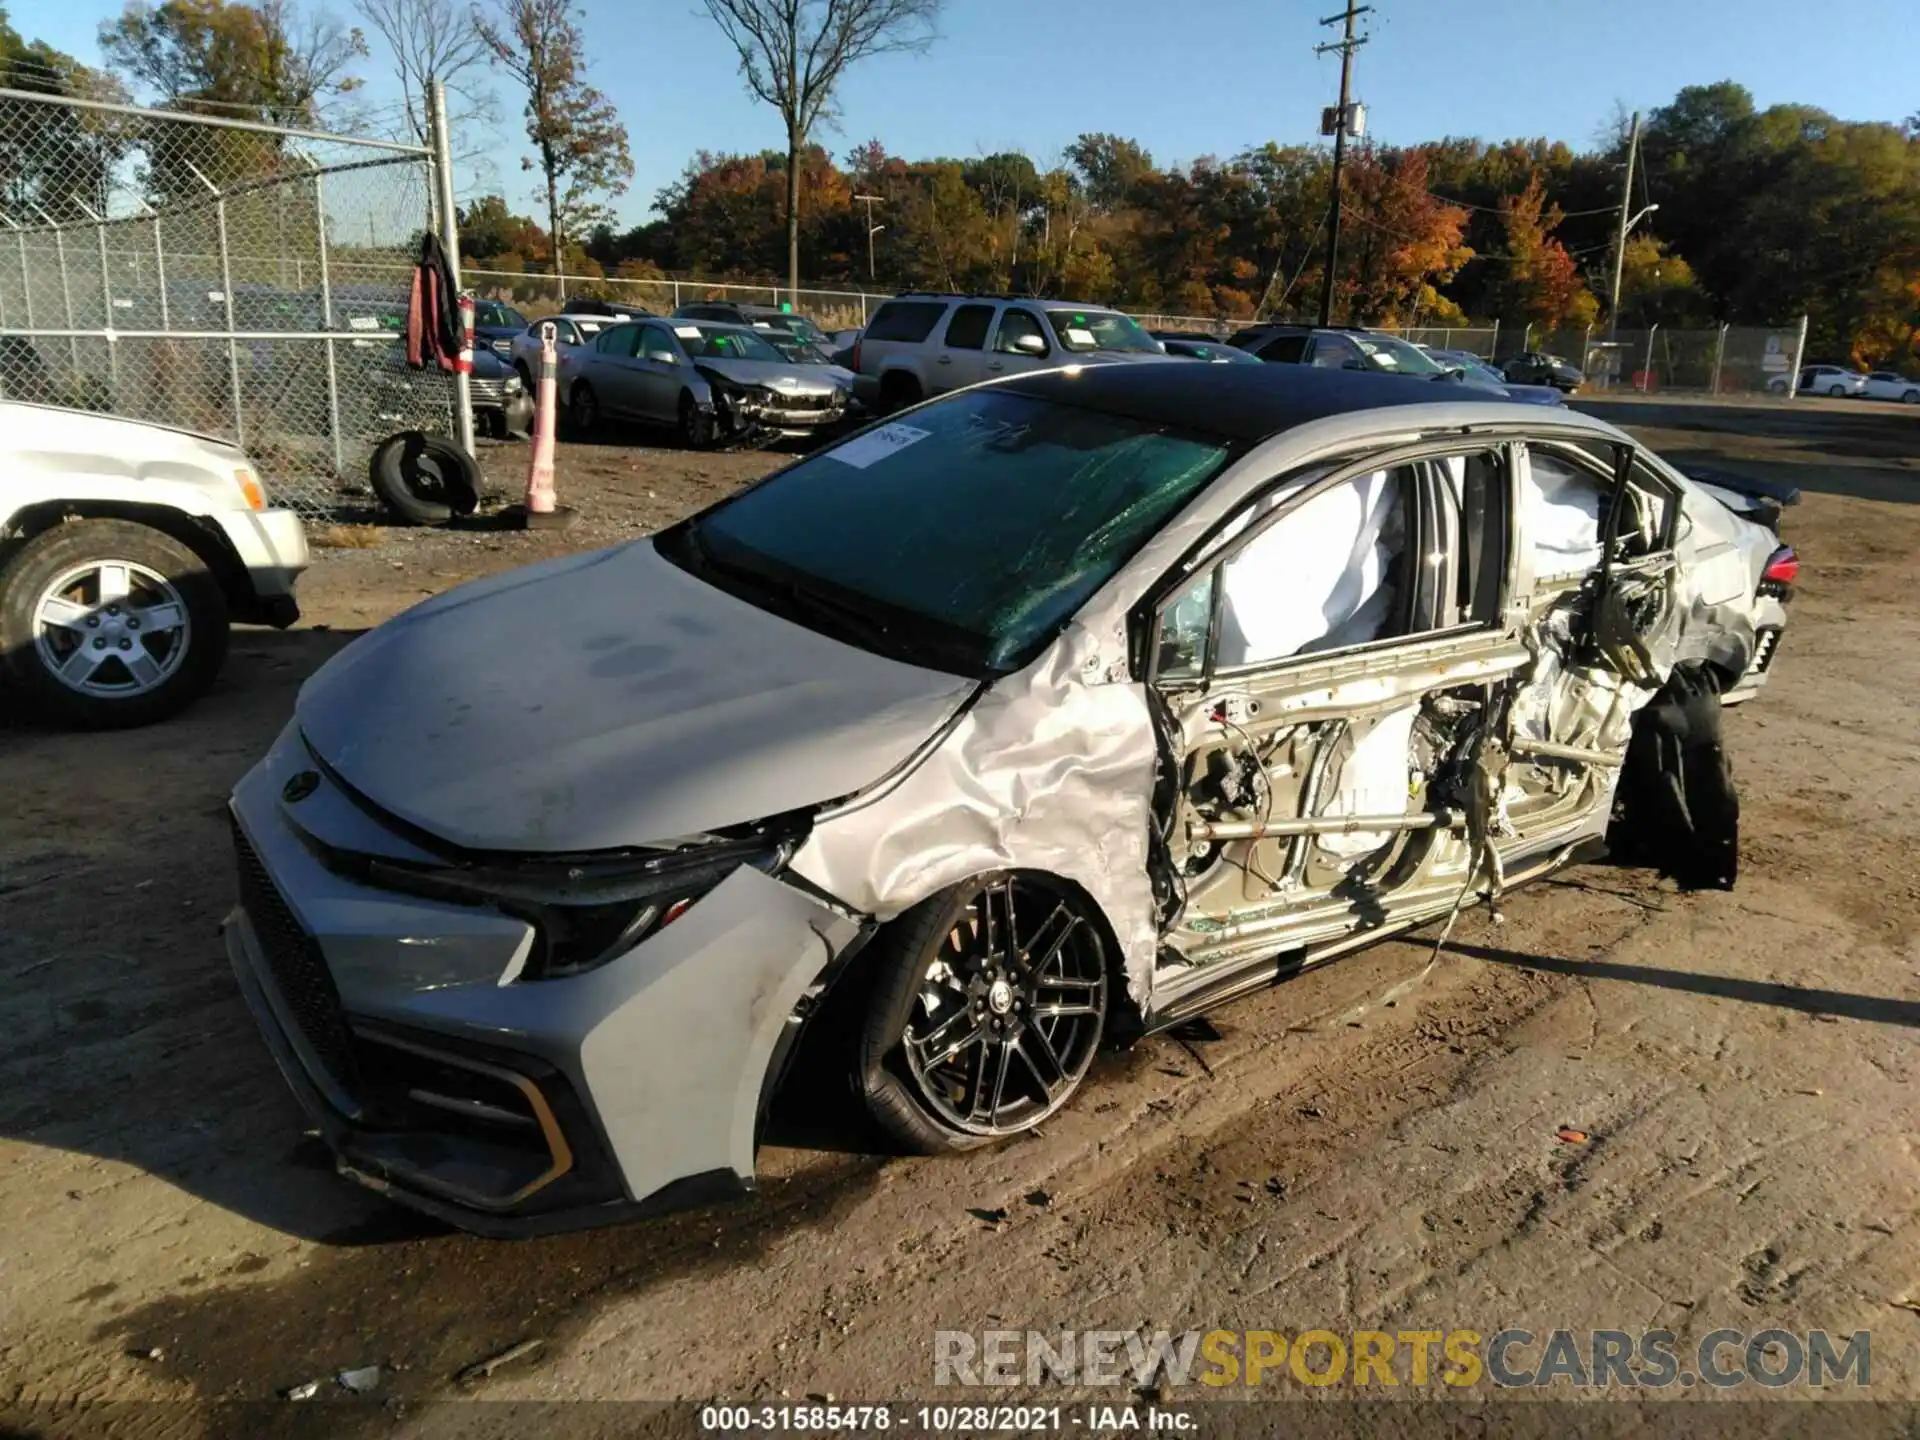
[791,618,1165,1004]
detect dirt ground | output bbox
[1,395,1918,1430]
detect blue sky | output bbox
[12,0,1911,226]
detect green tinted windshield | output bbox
[680,325,786,361]
[1047,310,1163,354]
[675,389,1229,674]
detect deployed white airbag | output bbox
[1522,452,1606,581]
[1215,469,1403,666]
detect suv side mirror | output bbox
[1014,332,1048,356]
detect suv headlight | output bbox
[503,373,524,394]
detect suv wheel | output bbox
[0,519,229,729]
[879,372,922,415]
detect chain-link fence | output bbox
[0,84,456,519]
[1504,321,1809,396]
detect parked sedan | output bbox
[1502,352,1584,391]
[472,299,529,360]
[1152,333,1263,364]
[1767,364,1869,397]
[1860,370,1919,404]
[1425,348,1566,406]
[506,314,619,387]
[563,319,853,446]
[224,364,1792,1233]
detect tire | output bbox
[514,360,533,390]
[568,381,599,437]
[0,519,228,729]
[1828,384,1846,397]
[858,873,1109,1155]
[368,430,479,526]
[1902,390,1919,405]
[878,372,922,415]
[678,391,715,450]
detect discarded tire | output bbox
[369,431,480,526]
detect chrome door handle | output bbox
[935,355,952,364]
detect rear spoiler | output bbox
[1680,464,1801,508]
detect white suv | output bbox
[849,294,1169,412]
[1,402,309,728]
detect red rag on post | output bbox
[403,232,463,373]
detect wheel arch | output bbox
[0,500,255,617]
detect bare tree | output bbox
[475,0,630,286]
[354,0,493,148]
[699,0,941,298]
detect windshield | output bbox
[677,325,787,362]
[1353,334,1448,376]
[1047,309,1163,354]
[763,333,834,364]
[781,315,828,345]
[475,301,527,328]
[665,388,1230,675]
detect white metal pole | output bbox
[1786,315,1809,401]
[1710,323,1727,396]
[312,166,345,479]
[427,81,475,458]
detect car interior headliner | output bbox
[999,362,1538,443]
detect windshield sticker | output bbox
[346,315,381,331]
[1066,327,1096,346]
[824,422,931,469]
[674,325,702,338]
[752,321,773,328]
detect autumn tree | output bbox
[1614,233,1710,327]
[476,0,631,289]
[353,0,491,148]
[1489,174,1596,330]
[100,0,365,127]
[1,13,129,222]
[698,0,941,298]
[1335,147,1472,324]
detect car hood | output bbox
[696,357,851,391]
[1499,383,1566,406]
[296,541,977,852]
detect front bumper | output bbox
[209,507,308,615]
[223,726,861,1234]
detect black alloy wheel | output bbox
[862,875,1109,1149]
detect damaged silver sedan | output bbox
[225,364,1795,1233]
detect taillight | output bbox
[850,338,862,372]
[1762,545,1799,586]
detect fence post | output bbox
[36,208,82,379]
[95,218,117,398]
[152,214,169,329]
[1641,324,1658,392]
[861,292,868,325]
[1710,323,1727,396]
[311,164,345,481]
[16,231,33,332]
[427,81,476,460]
[1786,315,1809,401]
[673,279,680,308]
[182,162,246,446]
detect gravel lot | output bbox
[2,396,1917,1429]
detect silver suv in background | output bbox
[849,293,1168,412]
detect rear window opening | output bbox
[864,301,949,343]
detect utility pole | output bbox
[1607,110,1641,342]
[854,193,884,281]
[1315,1,1370,326]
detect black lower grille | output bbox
[232,820,359,1093]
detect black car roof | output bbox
[999,362,1466,442]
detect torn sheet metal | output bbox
[791,618,1164,1004]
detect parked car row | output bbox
[1767,364,1919,402]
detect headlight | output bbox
[358,824,806,980]
[502,374,523,394]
